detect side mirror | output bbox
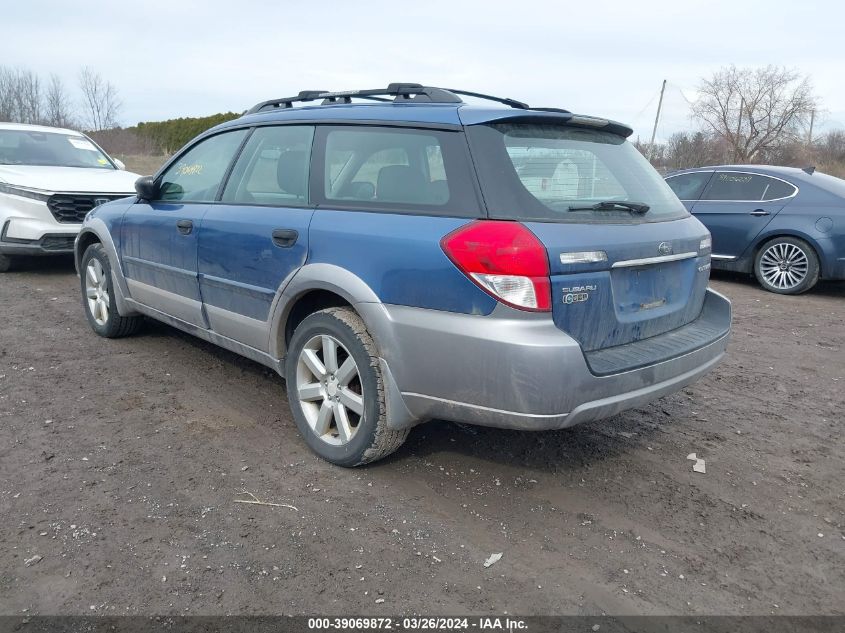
[113,158,126,170]
[135,175,159,201]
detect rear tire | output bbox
[754,237,819,295]
[285,307,408,467]
[80,243,142,338]
[0,253,16,272]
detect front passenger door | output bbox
[121,129,248,327]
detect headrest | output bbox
[276,150,307,197]
[376,165,428,203]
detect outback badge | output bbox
[562,284,596,305]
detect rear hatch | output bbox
[528,218,710,350]
[465,117,711,352]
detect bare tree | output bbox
[691,65,816,163]
[0,67,16,121]
[44,74,75,128]
[814,130,845,165]
[78,67,121,131]
[18,70,42,123]
[663,131,729,170]
[0,66,42,123]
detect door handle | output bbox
[749,209,770,217]
[176,219,194,234]
[272,228,299,248]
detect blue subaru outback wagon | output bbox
[75,84,731,466]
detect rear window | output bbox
[702,172,797,201]
[467,123,689,223]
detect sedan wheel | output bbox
[754,237,819,295]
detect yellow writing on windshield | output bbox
[176,163,204,176]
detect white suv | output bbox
[0,122,140,271]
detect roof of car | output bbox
[219,102,634,136]
[211,85,634,137]
[0,122,83,136]
[669,164,823,180]
[668,164,845,198]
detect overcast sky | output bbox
[3,0,843,140]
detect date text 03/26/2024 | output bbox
[307,617,528,631]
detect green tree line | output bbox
[130,112,242,154]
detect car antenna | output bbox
[802,165,816,175]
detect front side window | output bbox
[159,129,248,202]
[317,126,478,216]
[222,126,314,205]
[467,122,689,223]
[666,171,713,200]
[0,129,114,169]
[702,172,797,202]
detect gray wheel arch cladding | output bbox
[269,264,421,431]
[268,263,381,360]
[75,222,138,317]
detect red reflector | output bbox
[440,220,551,312]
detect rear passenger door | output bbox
[691,171,796,259]
[197,125,315,351]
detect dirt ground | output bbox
[0,259,843,616]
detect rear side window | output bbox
[467,123,689,223]
[702,172,797,201]
[666,172,713,200]
[159,129,248,202]
[314,126,479,217]
[222,125,314,206]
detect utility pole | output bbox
[808,109,815,145]
[648,79,667,162]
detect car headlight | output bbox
[700,236,712,253]
[0,183,51,202]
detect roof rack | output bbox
[246,83,536,114]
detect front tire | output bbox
[285,307,408,466]
[0,253,16,273]
[754,237,819,295]
[80,243,142,338]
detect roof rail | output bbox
[246,83,537,114]
[443,88,529,110]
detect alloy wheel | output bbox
[759,242,809,291]
[85,258,110,326]
[295,334,364,446]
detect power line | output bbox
[629,88,662,126]
[666,81,697,106]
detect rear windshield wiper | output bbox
[567,200,650,214]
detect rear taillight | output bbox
[440,220,551,312]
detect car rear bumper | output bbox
[359,288,731,431]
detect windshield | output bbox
[466,122,689,223]
[0,129,115,169]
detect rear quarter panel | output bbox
[752,203,845,279]
[306,209,497,314]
